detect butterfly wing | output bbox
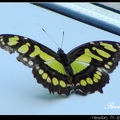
[0,34,73,95]
[67,41,120,95]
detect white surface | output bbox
[0,3,120,115]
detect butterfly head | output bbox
[57,48,65,55]
[57,48,69,64]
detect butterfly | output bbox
[0,34,120,96]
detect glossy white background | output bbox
[0,3,120,115]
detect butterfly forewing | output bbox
[0,34,72,95]
[67,41,120,95]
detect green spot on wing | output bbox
[18,43,30,54]
[8,36,19,46]
[85,48,103,61]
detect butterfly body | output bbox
[0,34,120,96]
[57,48,74,83]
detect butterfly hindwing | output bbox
[67,41,120,95]
[0,34,73,95]
[32,64,72,95]
[74,66,109,95]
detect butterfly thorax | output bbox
[57,48,74,79]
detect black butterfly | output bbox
[0,34,120,95]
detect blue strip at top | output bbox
[32,3,120,36]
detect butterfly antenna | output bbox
[61,31,64,49]
[42,28,59,48]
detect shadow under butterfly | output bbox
[0,34,120,96]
